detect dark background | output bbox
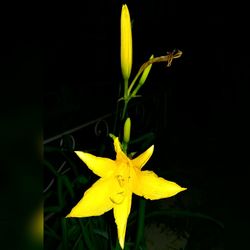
[0,0,247,249]
[43,1,227,249]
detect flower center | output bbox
[117,175,126,187]
[109,160,133,204]
[109,174,128,204]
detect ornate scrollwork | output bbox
[94,119,109,137]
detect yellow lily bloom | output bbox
[120,4,132,80]
[66,137,186,249]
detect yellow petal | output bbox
[131,145,154,169]
[114,137,129,162]
[66,177,114,218]
[133,170,186,200]
[113,192,132,249]
[75,151,116,178]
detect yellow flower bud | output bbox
[120,4,132,80]
[123,117,131,144]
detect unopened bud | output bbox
[120,4,133,80]
[123,117,131,144]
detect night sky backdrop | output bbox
[1,0,247,249]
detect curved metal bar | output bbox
[44,113,112,144]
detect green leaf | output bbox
[43,190,53,200]
[75,175,89,185]
[77,239,84,250]
[44,160,59,177]
[130,132,155,148]
[68,224,80,238]
[72,234,82,250]
[93,228,109,240]
[62,175,75,198]
[79,219,95,250]
[44,225,60,240]
[61,218,68,250]
[44,206,61,213]
[57,176,64,207]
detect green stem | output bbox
[130,81,143,98]
[123,142,128,155]
[121,78,130,124]
[124,78,129,99]
[61,218,68,250]
[127,57,154,95]
[127,70,142,95]
[135,198,146,249]
[121,99,129,121]
[113,82,122,134]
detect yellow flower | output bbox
[66,138,186,249]
[120,4,132,80]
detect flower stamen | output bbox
[117,175,125,187]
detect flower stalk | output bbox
[135,198,146,250]
[66,4,185,250]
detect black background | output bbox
[1,0,247,249]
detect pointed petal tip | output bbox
[118,238,125,250]
[65,212,80,218]
[122,3,128,9]
[74,150,82,154]
[180,187,187,192]
[74,151,82,157]
[74,151,87,158]
[147,144,154,156]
